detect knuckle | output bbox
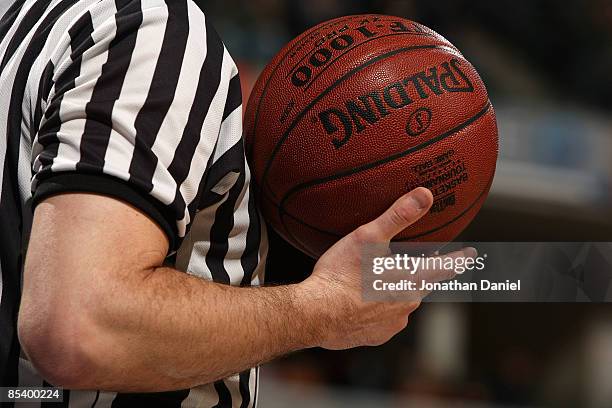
[393,316,409,332]
[389,206,411,226]
[407,300,421,311]
[369,335,390,347]
[353,225,374,244]
[413,267,423,283]
[389,322,403,333]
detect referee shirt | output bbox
[0,0,267,406]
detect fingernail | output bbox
[463,247,478,258]
[408,188,431,210]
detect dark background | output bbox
[204,1,612,406]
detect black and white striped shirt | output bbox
[0,0,267,406]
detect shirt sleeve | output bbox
[31,0,234,251]
[174,123,269,285]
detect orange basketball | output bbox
[244,14,498,259]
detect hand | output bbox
[299,187,473,350]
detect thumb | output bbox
[356,187,433,243]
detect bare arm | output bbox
[19,193,318,391]
[19,187,461,392]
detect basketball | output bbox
[244,14,498,259]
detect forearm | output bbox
[19,194,326,391]
[22,265,323,392]
[91,267,319,391]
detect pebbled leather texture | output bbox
[244,14,499,259]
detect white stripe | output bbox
[0,1,12,20]
[176,47,235,236]
[0,0,63,200]
[253,366,260,408]
[249,367,256,408]
[0,0,37,67]
[29,24,71,164]
[253,213,268,286]
[211,171,240,196]
[45,0,117,104]
[180,383,221,408]
[149,0,208,208]
[50,2,116,174]
[212,80,242,162]
[25,0,95,192]
[31,1,116,181]
[67,390,101,407]
[226,374,243,408]
[223,166,249,285]
[183,193,229,280]
[103,2,168,179]
[92,391,118,408]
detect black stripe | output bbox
[0,0,79,390]
[68,11,96,61]
[110,390,189,408]
[197,140,243,210]
[90,391,100,408]
[212,381,232,408]
[195,189,224,210]
[32,60,54,137]
[186,134,218,216]
[36,11,94,173]
[127,0,189,192]
[205,142,246,284]
[239,370,251,408]
[239,179,261,286]
[77,0,143,172]
[259,44,443,198]
[0,243,20,391]
[167,19,224,224]
[0,0,26,45]
[0,0,53,72]
[222,73,241,121]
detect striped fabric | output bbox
[0,0,267,406]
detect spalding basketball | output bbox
[244,15,498,259]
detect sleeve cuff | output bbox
[32,173,178,251]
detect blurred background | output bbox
[203,1,612,407]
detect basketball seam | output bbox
[278,100,492,211]
[276,100,494,248]
[281,165,495,243]
[283,16,402,78]
[302,31,444,91]
[259,43,448,200]
[249,15,358,162]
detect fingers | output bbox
[355,187,433,243]
[413,247,477,285]
[374,247,477,303]
[409,247,477,300]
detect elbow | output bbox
[18,303,100,389]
